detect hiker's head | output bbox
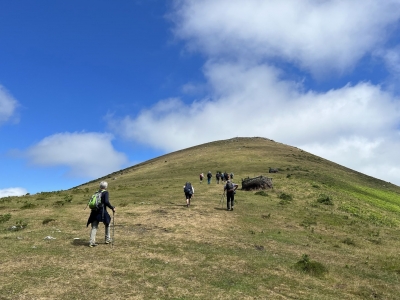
[99,181,108,189]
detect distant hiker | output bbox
[216,172,221,184]
[224,180,239,211]
[183,182,194,207]
[224,172,229,182]
[207,171,212,184]
[86,181,115,247]
[230,172,234,180]
[200,173,204,183]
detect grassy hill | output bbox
[1,137,400,299]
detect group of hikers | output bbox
[184,171,238,211]
[199,171,234,184]
[87,173,238,247]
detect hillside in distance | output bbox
[2,137,400,299]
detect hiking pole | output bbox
[111,211,115,248]
[220,191,225,207]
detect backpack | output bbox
[88,190,104,210]
[226,182,234,192]
[184,183,193,195]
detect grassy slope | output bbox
[1,137,400,299]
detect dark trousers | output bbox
[226,192,234,210]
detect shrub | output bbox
[317,194,333,205]
[64,195,73,203]
[294,254,328,277]
[42,218,56,225]
[278,192,292,204]
[342,237,356,246]
[20,202,35,209]
[0,213,11,223]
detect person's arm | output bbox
[103,191,115,212]
[234,184,239,191]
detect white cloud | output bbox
[109,0,400,185]
[0,187,28,198]
[25,132,128,178]
[301,136,400,184]
[171,0,400,76]
[112,62,400,151]
[0,84,18,124]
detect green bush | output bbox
[294,254,328,277]
[278,192,293,204]
[0,213,11,223]
[317,194,333,205]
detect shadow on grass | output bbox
[71,239,88,247]
[214,207,228,210]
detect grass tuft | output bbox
[294,254,328,277]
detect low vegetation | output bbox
[1,137,400,299]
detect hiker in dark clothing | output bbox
[199,173,204,183]
[87,181,115,247]
[224,172,229,182]
[207,171,212,184]
[224,180,239,211]
[183,182,194,207]
[216,172,221,184]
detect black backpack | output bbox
[184,183,193,194]
[226,182,234,192]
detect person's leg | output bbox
[105,224,111,243]
[231,194,235,210]
[89,220,99,246]
[186,194,189,207]
[226,194,231,210]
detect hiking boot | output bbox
[89,243,97,248]
[105,239,111,244]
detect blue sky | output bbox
[1,0,400,197]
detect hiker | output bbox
[200,173,204,183]
[216,172,221,184]
[230,172,234,180]
[86,181,116,247]
[207,171,212,184]
[224,180,239,211]
[224,172,229,182]
[183,182,194,207]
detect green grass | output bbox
[1,137,400,299]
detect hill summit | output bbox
[2,137,400,299]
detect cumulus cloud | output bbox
[25,132,128,178]
[0,84,18,124]
[171,0,400,76]
[0,187,28,198]
[109,0,400,185]
[112,62,400,150]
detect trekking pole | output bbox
[111,211,115,248]
[220,191,225,207]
